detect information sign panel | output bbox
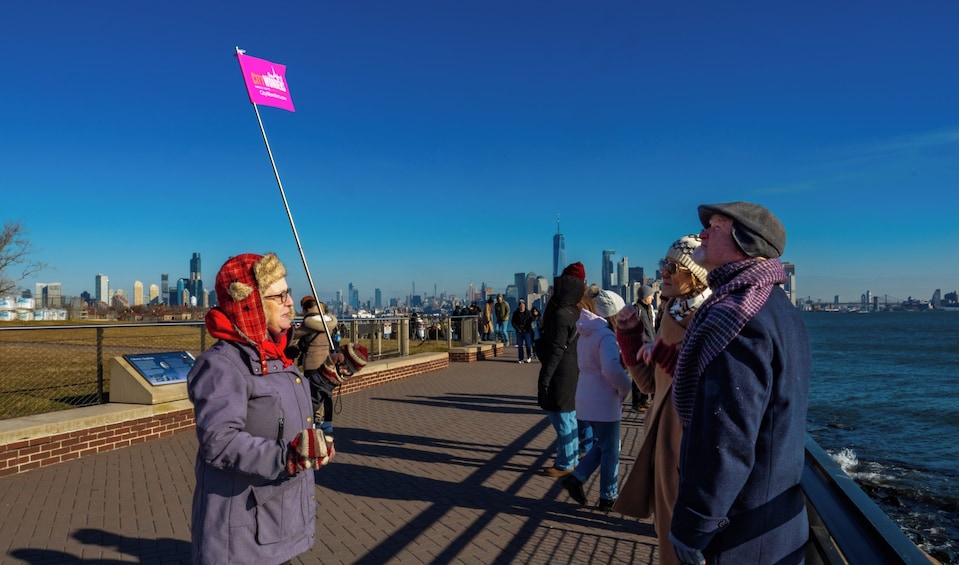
[122,351,195,386]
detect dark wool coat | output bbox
[536,274,586,412]
[671,288,810,564]
[188,340,317,565]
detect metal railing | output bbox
[0,316,482,420]
[802,434,932,564]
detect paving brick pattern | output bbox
[0,357,658,564]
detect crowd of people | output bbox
[185,200,810,564]
[535,201,810,565]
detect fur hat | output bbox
[697,201,786,258]
[593,289,626,319]
[561,262,586,282]
[214,252,287,344]
[666,235,709,286]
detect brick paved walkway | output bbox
[0,356,658,564]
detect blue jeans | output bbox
[495,320,509,343]
[516,331,533,360]
[572,420,621,500]
[578,419,594,454]
[545,410,579,470]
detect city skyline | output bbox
[14,241,949,310]
[5,2,959,304]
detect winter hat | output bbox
[593,289,626,319]
[561,261,586,282]
[697,201,786,258]
[342,343,369,374]
[214,252,287,344]
[639,285,655,301]
[666,235,709,286]
[301,295,317,312]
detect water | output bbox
[803,311,959,562]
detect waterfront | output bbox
[803,311,959,563]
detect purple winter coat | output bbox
[187,339,317,565]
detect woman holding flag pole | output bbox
[186,49,343,565]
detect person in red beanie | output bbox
[187,252,331,565]
[536,261,591,477]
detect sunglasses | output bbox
[263,288,293,304]
[659,259,689,276]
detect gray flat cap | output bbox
[697,201,786,258]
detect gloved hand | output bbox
[285,429,333,475]
[537,384,549,407]
[651,339,680,375]
[669,532,705,565]
[615,319,645,367]
[320,356,348,384]
[615,304,640,329]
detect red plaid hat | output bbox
[214,253,286,344]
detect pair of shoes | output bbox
[518,359,525,364]
[596,498,616,512]
[526,357,532,363]
[561,475,587,505]
[638,404,649,413]
[541,466,573,478]
[630,404,641,413]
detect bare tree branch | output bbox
[0,220,48,296]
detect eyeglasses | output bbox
[659,259,689,276]
[263,288,293,304]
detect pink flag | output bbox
[237,53,295,112]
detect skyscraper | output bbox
[149,284,159,304]
[161,274,169,304]
[375,288,382,310]
[552,216,566,280]
[95,274,109,304]
[189,252,203,307]
[617,256,629,299]
[782,262,797,306]
[601,250,616,290]
[35,283,62,308]
[133,281,144,306]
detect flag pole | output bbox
[235,46,337,352]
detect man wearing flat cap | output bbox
[665,202,811,564]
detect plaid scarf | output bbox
[672,258,787,427]
[205,307,293,374]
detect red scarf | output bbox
[205,308,294,374]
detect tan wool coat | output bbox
[613,301,691,565]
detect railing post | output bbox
[400,318,410,356]
[96,327,104,403]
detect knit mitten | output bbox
[650,340,680,375]
[286,429,332,474]
[615,322,645,367]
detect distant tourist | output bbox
[187,252,332,564]
[630,284,656,412]
[666,203,810,564]
[613,235,711,565]
[481,298,494,341]
[494,294,511,344]
[511,299,534,363]
[295,296,369,436]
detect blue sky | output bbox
[5,1,958,305]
